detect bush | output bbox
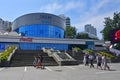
[98,51,116,59]
[83,49,94,54]
[0,46,16,61]
[74,47,81,52]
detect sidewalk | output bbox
[0,63,120,80]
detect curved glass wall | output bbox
[17,24,64,38]
[20,43,68,50]
[14,24,68,50]
[12,13,67,50]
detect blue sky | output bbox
[0,0,120,39]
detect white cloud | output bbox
[74,12,114,39]
[39,1,84,13]
[63,1,84,12]
[38,0,120,40]
[73,0,120,39]
[40,3,62,13]
[90,0,109,14]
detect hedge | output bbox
[98,51,116,59]
[0,46,16,61]
[83,49,94,54]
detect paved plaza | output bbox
[0,63,120,80]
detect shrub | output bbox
[98,51,116,59]
[0,46,16,61]
[74,47,81,52]
[83,49,94,54]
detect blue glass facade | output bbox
[12,13,68,50]
[0,43,5,51]
[17,24,64,38]
[20,43,68,50]
[0,42,19,51]
[86,41,95,50]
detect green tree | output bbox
[101,12,120,41]
[65,26,77,38]
[76,32,98,40]
[76,33,89,39]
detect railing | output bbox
[109,48,120,56]
[94,47,106,50]
[0,46,17,67]
[7,47,17,61]
[42,48,76,65]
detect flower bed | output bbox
[0,46,16,67]
[83,49,94,54]
[98,51,116,59]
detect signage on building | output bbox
[41,20,51,24]
[40,15,52,24]
[40,15,52,19]
[110,29,120,43]
[20,38,33,42]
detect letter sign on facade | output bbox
[20,38,33,42]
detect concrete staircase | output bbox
[66,50,84,64]
[10,50,58,67]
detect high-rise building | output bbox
[59,15,71,26]
[84,24,97,36]
[66,17,71,26]
[0,18,12,32]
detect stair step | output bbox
[10,50,58,67]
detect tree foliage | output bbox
[101,12,120,41]
[65,26,77,38]
[76,33,89,39]
[76,33,98,40]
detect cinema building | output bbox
[0,13,104,51]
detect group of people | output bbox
[33,52,110,70]
[33,54,44,69]
[83,53,110,70]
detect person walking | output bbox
[33,56,37,67]
[103,54,110,70]
[40,54,44,69]
[89,54,94,68]
[96,54,102,70]
[101,54,105,67]
[83,54,89,66]
[83,54,86,66]
[36,55,42,69]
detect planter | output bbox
[0,61,10,67]
[111,58,120,63]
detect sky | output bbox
[0,0,120,39]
